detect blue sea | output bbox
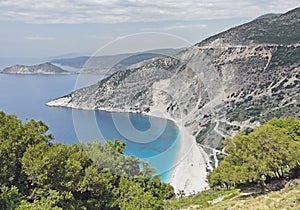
[0,74,179,182]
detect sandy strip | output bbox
[148,105,210,196]
[169,124,210,196]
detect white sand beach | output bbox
[148,101,211,196]
[169,124,210,196]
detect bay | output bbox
[0,74,179,182]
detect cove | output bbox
[0,74,179,182]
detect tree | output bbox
[82,140,156,179]
[114,177,163,210]
[0,111,175,209]
[266,117,300,142]
[0,186,23,210]
[16,190,63,210]
[266,117,300,178]
[208,117,300,192]
[145,175,174,200]
[21,142,117,209]
[0,112,52,191]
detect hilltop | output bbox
[197,7,300,47]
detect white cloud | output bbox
[24,36,56,41]
[0,0,298,24]
[163,24,207,31]
[141,24,207,32]
[88,34,116,40]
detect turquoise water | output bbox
[0,74,179,181]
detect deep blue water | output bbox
[0,74,179,181]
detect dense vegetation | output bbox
[167,117,300,209]
[208,117,300,192]
[1,110,299,209]
[0,111,174,209]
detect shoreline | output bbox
[168,123,210,196]
[46,101,210,195]
[148,108,210,196]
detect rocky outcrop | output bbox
[47,8,300,161]
[1,63,74,74]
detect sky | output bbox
[0,0,299,58]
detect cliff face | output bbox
[1,63,74,74]
[47,8,300,154]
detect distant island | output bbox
[1,62,75,75]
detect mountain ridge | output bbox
[197,7,300,47]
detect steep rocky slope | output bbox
[1,63,74,74]
[47,8,300,163]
